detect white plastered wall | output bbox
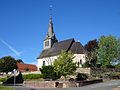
[37,54,87,69]
[38,56,58,69]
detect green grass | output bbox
[0,85,14,90]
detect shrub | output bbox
[41,65,60,80]
[22,74,43,80]
[115,64,120,69]
[76,73,88,81]
[0,77,8,82]
[3,72,24,84]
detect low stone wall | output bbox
[76,68,91,75]
[24,81,78,88]
[76,68,120,75]
[24,81,55,88]
[22,71,41,75]
[76,79,103,86]
[23,79,102,88]
[91,68,120,75]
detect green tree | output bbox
[97,35,120,68]
[84,39,98,67]
[53,51,76,78]
[0,56,17,73]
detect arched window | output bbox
[80,59,82,64]
[77,62,80,67]
[45,41,49,47]
[43,61,45,66]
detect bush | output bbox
[22,74,43,80]
[40,66,60,80]
[76,73,88,81]
[3,72,24,84]
[0,77,8,82]
[115,64,120,68]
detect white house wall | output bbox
[73,54,86,67]
[38,54,87,69]
[73,54,86,64]
[38,56,58,69]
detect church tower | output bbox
[43,16,58,49]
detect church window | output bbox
[43,61,45,66]
[77,62,80,68]
[80,59,82,64]
[45,41,49,47]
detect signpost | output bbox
[13,69,17,90]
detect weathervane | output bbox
[49,0,53,17]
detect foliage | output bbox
[82,61,92,68]
[84,39,98,67]
[76,73,88,81]
[0,56,17,73]
[97,35,120,68]
[0,85,13,90]
[40,65,59,80]
[22,74,43,80]
[53,51,77,78]
[0,77,8,82]
[115,64,120,68]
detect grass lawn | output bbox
[0,85,14,90]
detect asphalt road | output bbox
[15,80,120,90]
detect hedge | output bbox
[0,77,8,83]
[22,74,43,80]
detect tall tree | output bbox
[84,39,98,67]
[97,35,120,68]
[0,56,17,73]
[53,51,76,78]
[113,38,120,65]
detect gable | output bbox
[70,42,88,54]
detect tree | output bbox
[53,51,76,78]
[84,39,98,67]
[0,56,17,73]
[97,35,120,68]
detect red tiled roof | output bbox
[16,62,37,72]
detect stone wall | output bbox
[23,79,102,88]
[24,81,55,88]
[76,68,120,75]
[91,68,120,75]
[23,81,77,88]
[76,68,91,75]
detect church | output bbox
[37,16,88,69]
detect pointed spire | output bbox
[47,16,54,38]
[45,16,56,39]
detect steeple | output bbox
[46,16,54,39]
[43,16,58,49]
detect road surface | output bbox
[15,80,120,90]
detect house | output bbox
[37,16,88,69]
[17,62,37,72]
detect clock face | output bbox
[45,41,49,47]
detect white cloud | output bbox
[0,39,21,57]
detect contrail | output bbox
[0,39,21,56]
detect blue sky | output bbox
[0,0,120,65]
